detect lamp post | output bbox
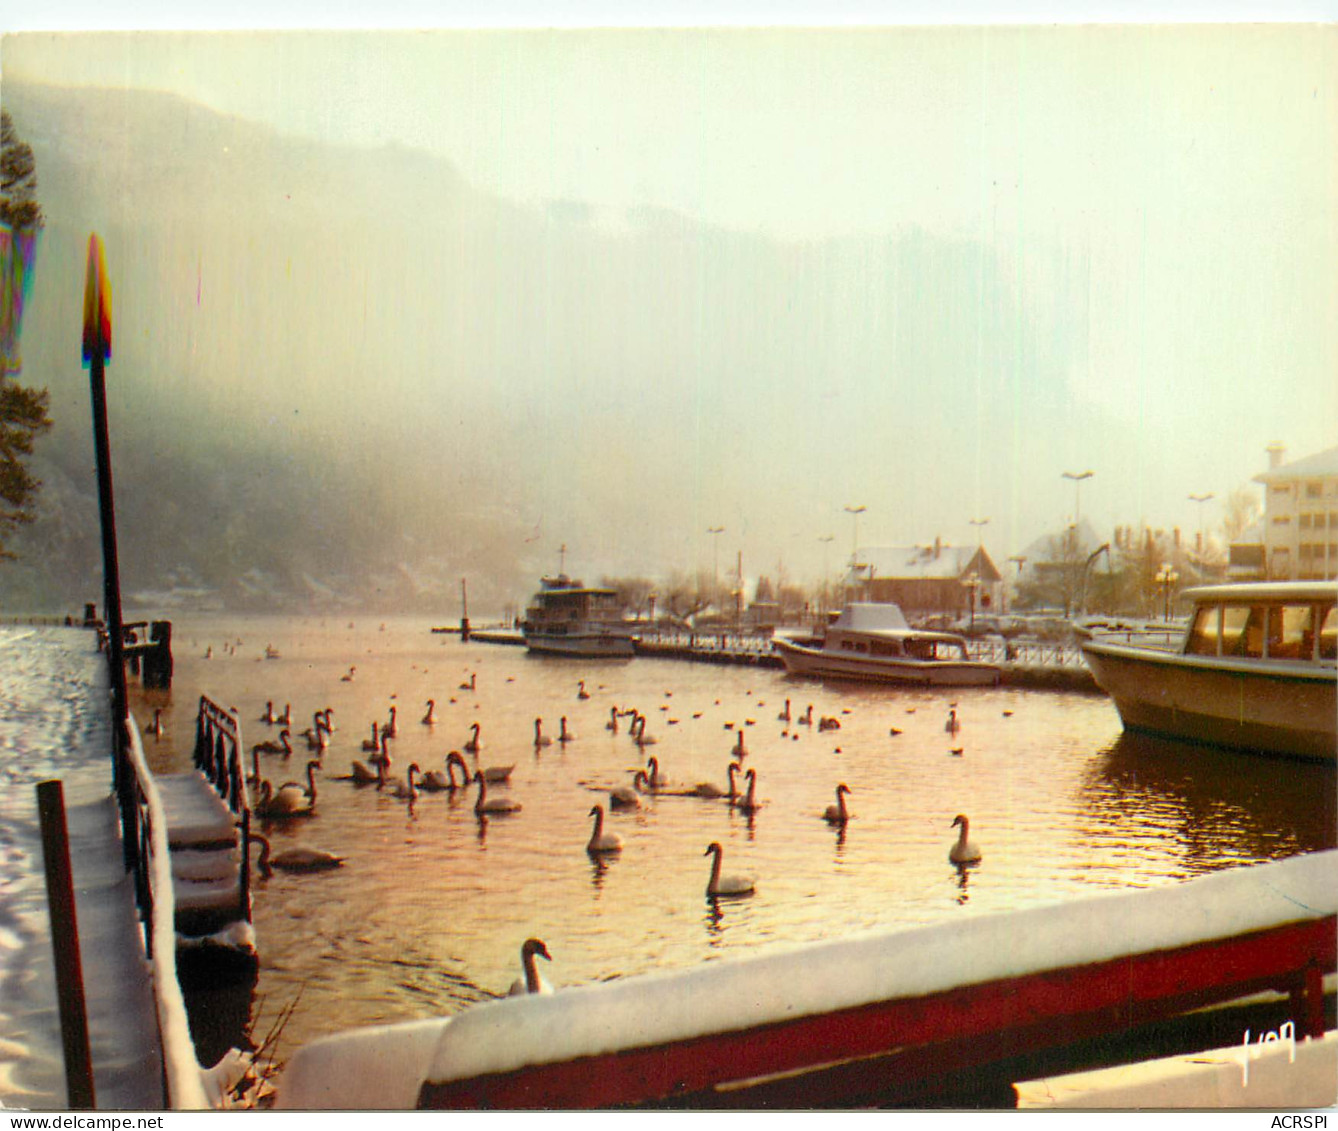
[1155,562,1180,622]
[844,505,866,600]
[1062,470,1094,535]
[1006,554,1026,615]
[818,534,834,615]
[707,526,724,607]
[969,517,990,548]
[964,571,981,632]
[1188,493,1214,571]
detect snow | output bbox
[832,602,910,631]
[276,847,1334,1108]
[276,1019,452,1110]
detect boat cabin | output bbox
[824,602,972,661]
[524,576,626,632]
[1180,583,1337,663]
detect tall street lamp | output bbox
[844,505,866,598]
[707,527,725,607]
[818,534,835,615]
[1188,492,1214,568]
[1062,470,1094,538]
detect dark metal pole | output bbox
[83,234,137,871]
[36,780,97,1109]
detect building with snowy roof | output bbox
[1250,443,1338,581]
[843,539,1002,619]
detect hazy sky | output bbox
[3,5,1335,590]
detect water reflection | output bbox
[588,853,614,890]
[953,861,978,905]
[1083,732,1336,871]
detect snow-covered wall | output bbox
[278,848,1335,1110]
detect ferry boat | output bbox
[1079,581,1337,761]
[773,602,1002,686]
[521,575,635,658]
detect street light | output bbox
[969,516,990,549]
[1188,493,1215,567]
[818,535,835,615]
[707,527,725,607]
[1155,562,1180,622]
[844,505,867,598]
[964,571,981,632]
[1062,470,1094,535]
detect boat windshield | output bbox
[1187,600,1334,661]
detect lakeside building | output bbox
[844,541,1003,619]
[1232,443,1338,581]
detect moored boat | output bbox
[522,575,635,658]
[773,602,1001,686]
[1080,581,1336,761]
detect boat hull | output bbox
[1081,640,1336,762]
[774,638,1001,687]
[524,632,635,659]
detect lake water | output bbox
[127,614,1337,1074]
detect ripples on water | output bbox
[130,615,1335,1064]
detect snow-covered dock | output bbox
[0,627,163,1108]
[277,848,1336,1109]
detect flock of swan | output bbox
[193,651,993,999]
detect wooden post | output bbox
[460,577,471,642]
[36,780,96,1109]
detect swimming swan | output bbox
[949,813,982,864]
[691,762,740,800]
[421,699,436,726]
[474,772,522,815]
[252,729,292,757]
[507,937,553,996]
[586,804,623,854]
[533,718,553,748]
[251,833,343,875]
[463,722,481,753]
[608,771,647,810]
[945,709,961,734]
[731,768,762,814]
[823,783,852,825]
[704,841,755,898]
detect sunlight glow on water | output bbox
[132,615,1335,1061]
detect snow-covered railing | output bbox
[277,850,1336,1109]
[193,696,250,817]
[123,719,211,1110]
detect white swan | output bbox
[507,937,553,996]
[341,666,356,682]
[608,770,648,810]
[251,833,343,875]
[463,722,481,753]
[586,804,623,854]
[577,681,591,700]
[691,762,740,800]
[383,705,399,739]
[945,709,961,734]
[422,699,437,726]
[823,783,852,825]
[474,772,522,815]
[731,768,762,814]
[342,758,379,784]
[558,716,575,743]
[949,813,982,864]
[704,841,755,898]
[777,699,791,722]
[255,762,318,818]
[321,707,335,732]
[276,703,292,727]
[605,706,619,733]
[260,701,275,725]
[361,720,381,752]
[380,760,419,803]
[251,729,292,757]
[796,704,814,726]
[533,718,553,748]
[459,672,476,691]
[632,713,657,747]
[732,729,746,758]
[644,756,670,790]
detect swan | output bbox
[577,681,591,700]
[463,722,481,753]
[507,937,552,996]
[383,705,399,739]
[303,713,329,752]
[459,672,476,691]
[945,709,961,734]
[254,763,318,818]
[533,718,553,748]
[472,754,515,784]
[558,716,575,743]
[818,716,841,732]
[277,703,292,727]
[605,706,619,733]
[731,768,761,814]
[586,804,623,854]
[341,758,379,784]
[823,783,852,825]
[417,761,452,792]
[247,747,263,787]
[341,666,356,682]
[632,713,657,747]
[252,729,292,757]
[949,813,982,864]
[608,771,647,809]
[380,760,419,803]
[260,701,275,725]
[474,772,522,815]
[251,833,343,875]
[361,721,381,753]
[796,704,814,726]
[321,707,335,732]
[691,762,740,800]
[732,729,746,758]
[144,708,165,737]
[777,699,791,722]
[644,756,668,790]
[422,699,436,726]
[704,841,755,898]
